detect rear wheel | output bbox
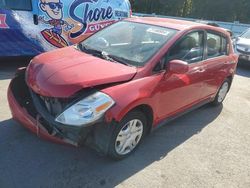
[211,79,230,106]
[108,111,147,159]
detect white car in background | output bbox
[234,28,250,62]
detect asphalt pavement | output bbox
[0,59,250,188]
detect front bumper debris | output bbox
[7,69,115,154]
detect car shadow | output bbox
[236,65,250,78]
[0,104,222,188]
[0,57,31,80]
[237,60,250,78]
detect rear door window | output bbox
[0,0,32,11]
[206,32,229,59]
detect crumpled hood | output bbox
[26,47,137,97]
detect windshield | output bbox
[0,0,32,11]
[80,21,177,67]
[241,29,250,39]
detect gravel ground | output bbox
[0,60,250,188]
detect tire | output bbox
[211,79,230,106]
[108,111,147,160]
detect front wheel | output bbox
[108,111,147,159]
[211,79,230,106]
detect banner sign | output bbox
[0,0,130,56]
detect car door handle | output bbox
[224,61,235,65]
[198,68,205,73]
[192,66,205,73]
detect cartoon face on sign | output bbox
[40,0,63,20]
[39,0,74,48]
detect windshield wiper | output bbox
[78,44,134,66]
[78,44,113,61]
[100,52,131,66]
[107,54,136,66]
[101,51,117,62]
[78,43,103,57]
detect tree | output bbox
[129,0,250,23]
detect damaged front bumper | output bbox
[7,69,115,153]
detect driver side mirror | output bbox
[167,60,189,74]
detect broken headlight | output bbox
[55,92,115,126]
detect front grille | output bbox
[31,92,76,117]
[39,96,67,117]
[30,88,94,118]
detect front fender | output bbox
[102,73,164,122]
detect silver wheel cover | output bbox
[115,119,144,155]
[218,82,229,103]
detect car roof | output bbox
[127,17,229,36]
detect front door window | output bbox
[167,31,204,64]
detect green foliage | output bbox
[129,0,250,23]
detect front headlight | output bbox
[55,92,115,126]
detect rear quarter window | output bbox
[206,31,229,59]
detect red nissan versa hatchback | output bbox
[8,17,238,159]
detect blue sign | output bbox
[0,0,131,57]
